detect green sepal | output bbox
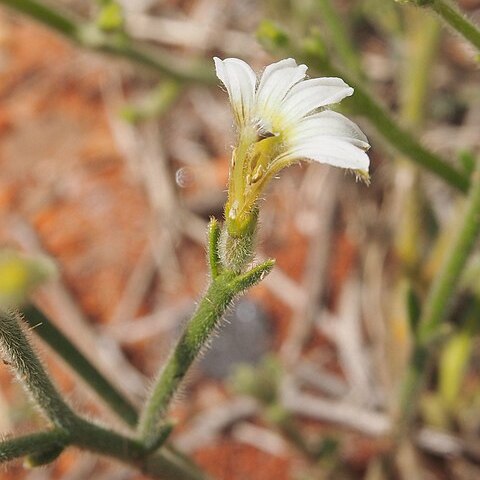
[220,210,258,273]
[207,218,222,279]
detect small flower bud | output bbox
[256,20,290,50]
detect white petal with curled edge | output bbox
[214,57,257,125]
[256,59,308,116]
[282,138,370,171]
[281,78,354,121]
[291,110,370,150]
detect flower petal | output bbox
[281,138,370,171]
[280,77,354,121]
[256,59,308,118]
[214,57,257,126]
[291,110,370,150]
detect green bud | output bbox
[77,24,107,48]
[120,81,180,124]
[303,30,327,57]
[230,355,282,405]
[96,1,124,32]
[256,20,290,50]
[0,251,56,308]
[264,403,290,425]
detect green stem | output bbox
[0,309,76,428]
[0,420,206,479]
[22,311,207,479]
[73,418,207,480]
[0,429,69,463]
[70,419,206,479]
[69,416,146,464]
[394,14,441,434]
[300,49,469,192]
[142,447,208,480]
[0,309,205,479]
[137,270,238,450]
[430,0,480,51]
[398,162,480,432]
[316,0,363,78]
[394,11,440,269]
[22,305,138,427]
[139,227,274,450]
[0,0,76,35]
[417,169,480,342]
[396,343,429,435]
[400,13,441,127]
[0,0,214,84]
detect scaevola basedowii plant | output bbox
[0,57,369,479]
[139,58,370,450]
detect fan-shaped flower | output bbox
[214,57,370,237]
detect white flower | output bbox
[214,57,370,236]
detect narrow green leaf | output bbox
[231,259,275,293]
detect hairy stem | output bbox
[20,307,198,472]
[22,306,138,428]
[74,419,207,479]
[430,0,480,51]
[0,309,76,428]
[0,308,207,479]
[139,225,274,450]
[0,420,207,479]
[0,429,69,463]
[138,271,238,450]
